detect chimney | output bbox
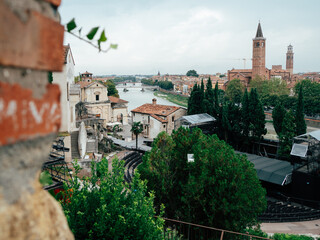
[152,98,157,105]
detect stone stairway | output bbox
[70,131,80,159]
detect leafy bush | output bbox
[272,233,314,240]
[61,158,166,239]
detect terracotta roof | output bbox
[81,71,93,75]
[78,81,93,88]
[131,103,180,116]
[151,114,167,123]
[109,96,128,104]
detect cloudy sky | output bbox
[60,0,320,76]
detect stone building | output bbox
[78,79,129,126]
[131,98,187,139]
[228,22,294,87]
[52,44,79,132]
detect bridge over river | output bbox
[116,82,159,90]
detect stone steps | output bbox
[70,131,80,159]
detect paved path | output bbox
[261,219,320,236]
[107,135,151,152]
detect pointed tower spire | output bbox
[255,22,263,38]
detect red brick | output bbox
[0,82,61,146]
[0,0,64,71]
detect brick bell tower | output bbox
[286,44,294,76]
[252,22,267,79]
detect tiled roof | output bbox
[81,71,92,75]
[151,114,167,123]
[109,96,128,104]
[131,103,180,116]
[78,81,93,88]
[78,81,106,89]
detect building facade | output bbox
[52,44,79,132]
[131,99,187,139]
[78,79,129,126]
[228,23,293,86]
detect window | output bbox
[96,94,99,101]
[172,116,175,122]
[256,42,260,47]
[163,125,166,128]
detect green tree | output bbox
[131,122,143,149]
[61,158,165,240]
[250,77,289,101]
[295,85,306,136]
[158,81,173,90]
[75,101,88,119]
[105,80,119,97]
[248,88,267,142]
[187,83,204,115]
[294,79,320,97]
[213,81,220,118]
[272,103,286,136]
[200,79,205,113]
[225,79,244,103]
[186,69,199,77]
[204,77,214,115]
[279,110,296,159]
[139,128,266,232]
[241,89,250,142]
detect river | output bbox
[117,83,181,113]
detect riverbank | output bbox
[153,91,188,107]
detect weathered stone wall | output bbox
[0,0,74,239]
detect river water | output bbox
[117,83,180,113]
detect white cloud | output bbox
[61,0,320,75]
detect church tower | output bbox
[286,44,294,76]
[252,22,267,79]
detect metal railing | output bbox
[162,217,271,240]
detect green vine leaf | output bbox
[87,27,99,40]
[98,30,107,50]
[110,44,118,49]
[67,18,77,32]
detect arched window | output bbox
[256,42,260,47]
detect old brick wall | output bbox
[0,0,73,239]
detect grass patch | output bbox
[154,91,188,107]
[58,132,70,137]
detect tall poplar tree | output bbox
[295,85,306,136]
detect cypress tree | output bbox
[213,81,219,118]
[241,88,250,140]
[187,84,198,115]
[272,103,286,136]
[279,110,296,159]
[248,88,266,141]
[200,79,205,113]
[205,77,214,116]
[295,85,306,136]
